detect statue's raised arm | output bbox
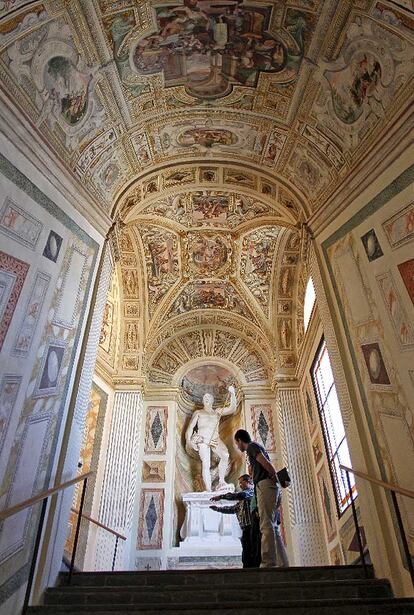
[219,385,237,416]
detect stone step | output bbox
[28,597,414,615]
[60,565,374,587]
[45,579,392,605]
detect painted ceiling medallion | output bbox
[185,232,232,276]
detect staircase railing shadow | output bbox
[340,464,414,588]
[0,471,126,614]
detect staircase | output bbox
[29,565,414,614]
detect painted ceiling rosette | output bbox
[184,232,232,277]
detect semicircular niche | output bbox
[181,364,236,406]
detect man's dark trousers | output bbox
[250,509,261,567]
[241,526,255,568]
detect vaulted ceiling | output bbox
[1,0,413,387]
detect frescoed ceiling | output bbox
[1,0,413,387]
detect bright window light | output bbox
[304,277,316,331]
[311,340,356,514]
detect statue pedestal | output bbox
[178,491,241,554]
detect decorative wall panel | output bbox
[12,271,50,357]
[137,489,165,551]
[0,251,29,351]
[0,154,99,605]
[0,374,21,459]
[0,413,51,564]
[144,407,168,455]
[142,461,166,483]
[0,199,42,249]
[251,404,276,453]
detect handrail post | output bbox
[390,490,414,587]
[345,469,368,578]
[112,536,119,572]
[22,498,48,615]
[68,477,88,585]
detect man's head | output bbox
[234,429,252,452]
[238,474,253,490]
[202,393,214,410]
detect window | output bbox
[311,339,356,514]
[304,277,316,331]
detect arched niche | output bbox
[172,360,246,546]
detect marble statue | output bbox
[185,385,237,492]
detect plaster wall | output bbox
[0,131,104,610]
[315,145,414,595]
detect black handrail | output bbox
[340,464,414,588]
[0,472,91,615]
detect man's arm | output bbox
[210,504,237,515]
[220,385,237,416]
[222,489,253,501]
[255,452,277,479]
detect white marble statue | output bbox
[185,385,237,492]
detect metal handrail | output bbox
[70,508,126,541]
[0,472,92,615]
[340,464,414,588]
[0,471,93,520]
[70,507,126,572]
[340,465,414,501]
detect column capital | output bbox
[143,385,181,402]
[274,378,301,391]
[241,385,276,400]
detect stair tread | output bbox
[60,565,372,577]
[50,578,389,591]
[29,597,414,611]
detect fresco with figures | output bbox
[128,0,309,99]
[0,1,412,209]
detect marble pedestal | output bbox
[177,491,241,556]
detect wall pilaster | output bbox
[277,384,329,566]
[94,390,143,570]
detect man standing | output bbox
[210,474,255,568]
[234,429,289,569]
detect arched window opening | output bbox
[304,277,316,331]
[311,339,356,514]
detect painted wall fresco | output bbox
[138,226,180,317]
[169,281,256,322]
[315,13,414,158]
[0,251,29,351]
[324,167,414,551]
[0,155,98,603]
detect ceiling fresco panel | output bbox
[1,0,413,387]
